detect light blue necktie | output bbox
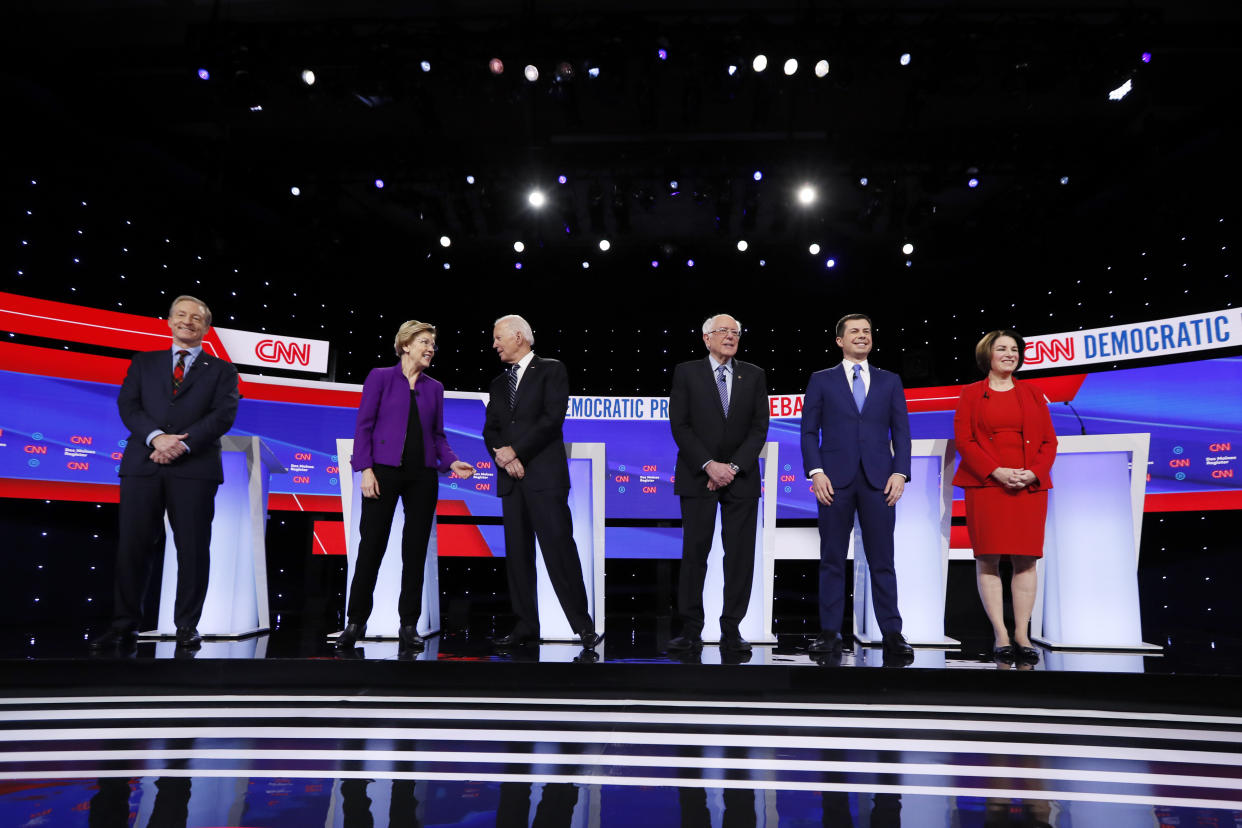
[716,364,729,416]
[852,363,866,412]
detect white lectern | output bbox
[533,442,606,643]
[700,442,779,645]
[1033,433,1161,652]
[335,437,441,640]
[146,434,283,638]
[853,438,959,647]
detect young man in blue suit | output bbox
[90,295,240,653]
[800,313,914,660]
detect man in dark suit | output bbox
[800,313,914,660]
[483,314,598,649]
[667,314,770,652]
[90,295,240,653]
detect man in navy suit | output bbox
[90,295,239,653]
[667,313,770,653]
[483,314,598,649]
[800,313,914,660]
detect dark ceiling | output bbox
[4,1,1240,390]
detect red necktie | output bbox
[173,350,189,394]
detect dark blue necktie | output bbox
[852,363,866,412]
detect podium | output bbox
[1033,433,1161,652]
[533,442,606,642]
[852,439,959,647]
[146,434,284,639]
[336,438,441,639]
[701,442,779,645]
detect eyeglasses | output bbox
[708,328,741,337]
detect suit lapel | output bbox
[512,357,537,411]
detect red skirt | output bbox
[964,430,1048,558]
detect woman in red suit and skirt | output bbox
[953,330,1057,665]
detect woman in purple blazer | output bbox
[339,320,474,656]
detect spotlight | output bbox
[737,240,749,252]
[967,177,979,189]
[197,68,210,81]
[796,184,816,205]
[513,241,525,253]
[301,69,316,86]
[826,258,836,268]
[858,177,869,187]
[1108,79,1132,100]
[439,235,451,248]
[814,59,830,78]
[515,262,523,270]
[657,48,668,61]
[528,190,546,207]
[442,262,450,269]
[687,259,695,267]
[753,171,762,181]
[465,175,476,185]
[524,64,539,82]
[420,61,432,73]
[374,179,384,189]
[759,259,766,266]
[669,180,679,190]
[809,243,821,255]
[290,186,301,197]
[783,58,798,76]
[902,242,914,255]
[558,175,568,184]
[899,53,912,66]
[651,260,660,268]
[1141,52,1152,64]
[489,58,505,75]
[752,54,768,72]
[1059,176,1070,186]
[582,261,590,269]
[587,66,601,78]
[599,239,611,251]
[905,260,913,267]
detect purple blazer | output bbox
[351,364,458,473]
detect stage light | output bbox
[753,171,762,181]
[784,58,798,76]
[815,59,830,78]
[1059,176,1070,185]
[1108,79,1132,100]
[657,48,668,61]
[1141,52,1152,64]
[466,175,475,185]
[752,54,768,72]
[197,68,210,81]
[967,177,979,189]
[651,260,660,268]
[737,240,749,251]
[858,177,869,187]
[528,190,546,207]
[249,104,262,111]
[515,262,523,270]
[442,262,450,269]
[290,186,301,197]
[899,53,912,66]
[301,69,316,86]
[727,64,738,76]
[524,64,539,82]
[902,242,914,255]
[669,180,679,190]
[759,259,766,266]
[489,58,504,75]
[582,261,590,269]
[599,239,611,251]
[687,259,695,267]
[558,175,568,184]
[588,66,600,78]
[513,241,525,253]
[439,235,451,248]
[826,258,836,268]
[906,259,913,267]
[420,61,431,73]
[373,179,384,189]
[809,243,821,255]
[796,184,816,205]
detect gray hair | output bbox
[495,314,535,347]
[702,314,741,335]
[169,294,212,326]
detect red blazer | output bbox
[951,378,1057,490]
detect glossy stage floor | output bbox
[2,626,1240,827]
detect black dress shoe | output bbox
[666,634,703,652]
[992,644,1016,664]
[89,628,137,653]
[808,632,844,654]
[492,629,538,647]
[881,632,914,658]
[336,622,366,650]
[578,629,602,649]
[720,633,752,652]
[1015,645,1040,665]
[398,625,425,656]
[175,627,202,649]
